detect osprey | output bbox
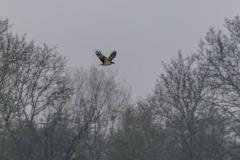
[95,50,117,66]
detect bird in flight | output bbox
[95,50,117,66]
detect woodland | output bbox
[1,16,240,160]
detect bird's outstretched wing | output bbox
[108,51,117,62]
[95,50,109,63]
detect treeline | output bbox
[0,16,240,160]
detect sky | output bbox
[0,1,240,98]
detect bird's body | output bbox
[101,61,112,66]
[95,50,117,66]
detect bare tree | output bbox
[0,18,71,160]
[198,16,240,135]
[47,66,131,160]
[149,52,232,160]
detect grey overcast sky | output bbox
[0,1,239,98]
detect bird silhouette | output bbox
[95,50,117,66]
